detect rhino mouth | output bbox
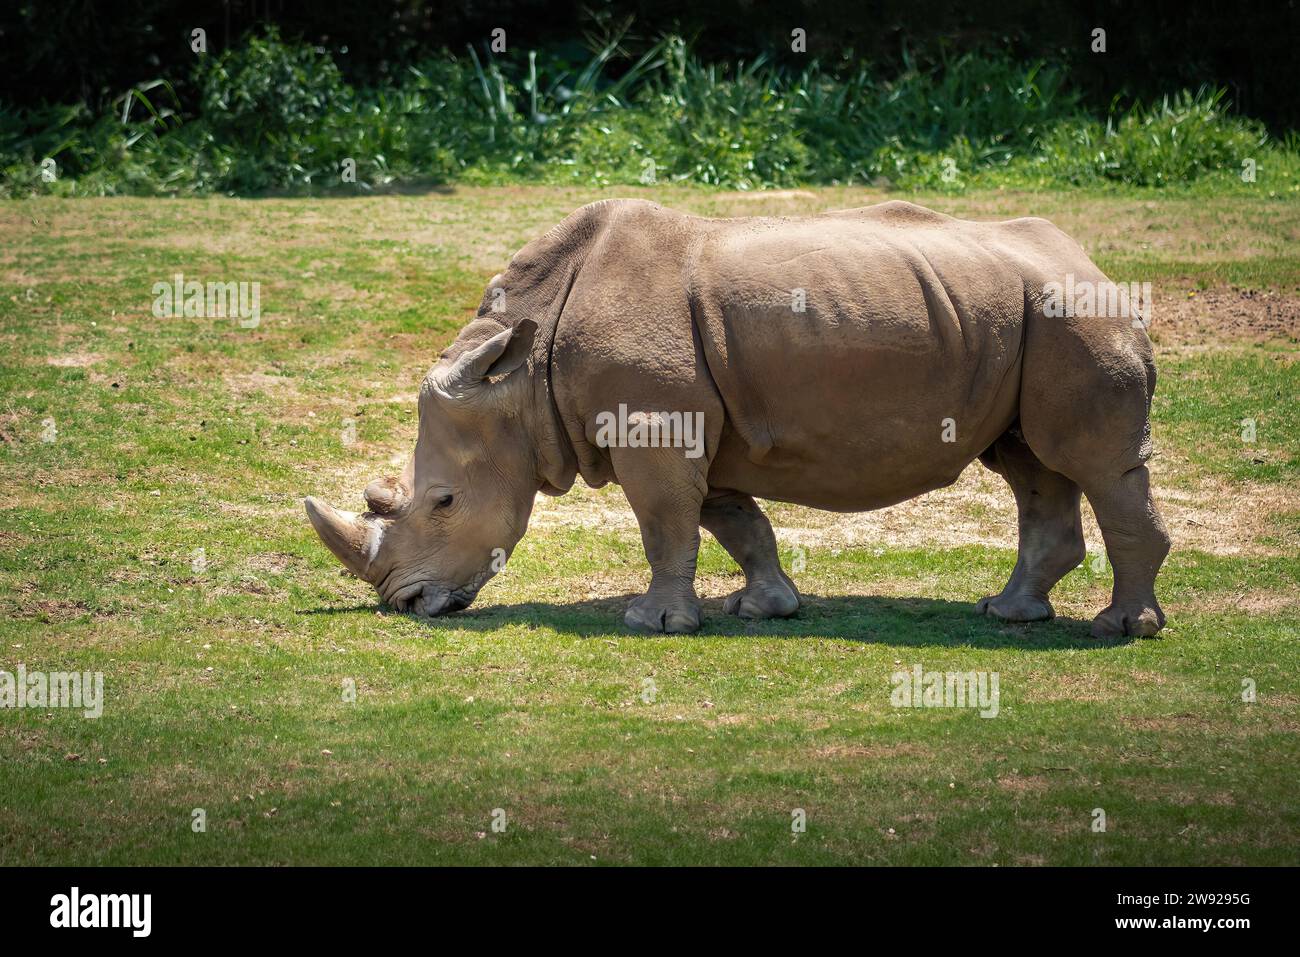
[383,580,478,618]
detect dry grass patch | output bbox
[46,352,104,368]
[813,742,931,760]
[996,773,1052,795]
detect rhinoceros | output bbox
[306,199,1169,638]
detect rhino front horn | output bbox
[304,496,379,580]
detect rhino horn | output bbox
[304,496,380,580]
[364,477,409,515]
[430,319,536,401]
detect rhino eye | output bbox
[436,494,454,509]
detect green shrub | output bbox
[0,29,1293,196]
[1034,88,1268,186]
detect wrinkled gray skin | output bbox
[307,199,1170,638]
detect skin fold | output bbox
[307,199,1170,638]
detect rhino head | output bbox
[305,319,540,617]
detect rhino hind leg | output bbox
[1017,311,1169,638]
[701,491,800,620]
[1076,465,1170,638]
[976,428,1086,623]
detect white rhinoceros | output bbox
[307,199,1169,638]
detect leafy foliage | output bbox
[1,30,1294,195]
[1033,88,1269,187]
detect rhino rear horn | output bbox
[364,477,409,515]
[304,497,379,580]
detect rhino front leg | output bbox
[613,447,706,634]
[701,491,800,619]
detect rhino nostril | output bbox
[412,586,453,618]
[381,582,469,617]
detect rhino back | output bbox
[689,207,1029,509]
[547,200,1100,512]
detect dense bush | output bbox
[1,29,1294,196]
[1032,89,1269,187]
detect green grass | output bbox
[0,186,1297,865]
[1156,348,1300,485]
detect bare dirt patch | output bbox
[1150,287,1300,346]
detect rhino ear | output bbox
[364,477,409,515]
[431,319,536,401]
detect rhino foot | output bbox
[723,578,800,620]
[624,595,702,634]
[975,592,1054,623]
[1090,602,1165,639]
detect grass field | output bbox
[1,186,1297,865]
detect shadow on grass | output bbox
[300,591,1129,650]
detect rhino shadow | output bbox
[300,592,1131,650]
